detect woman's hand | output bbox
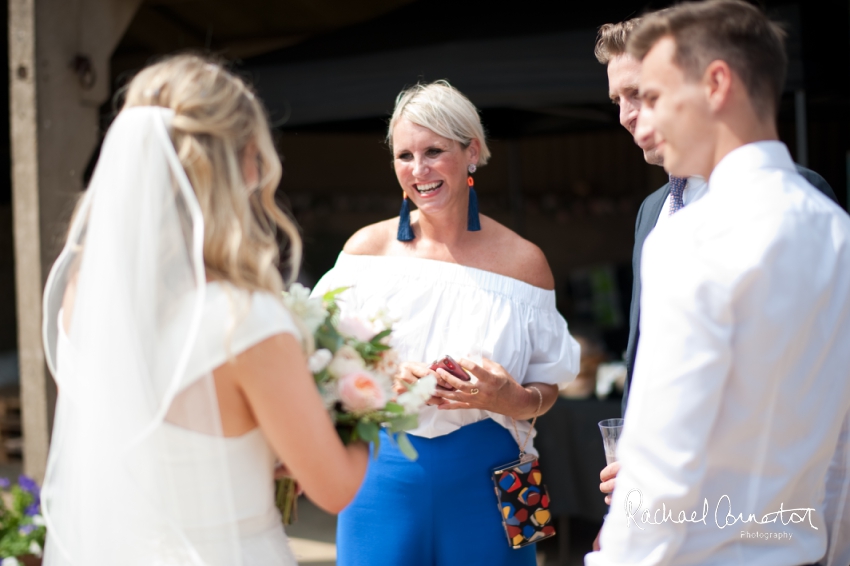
[432,358,557,418]
[395,361,446,407]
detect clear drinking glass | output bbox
[598,418,624,465]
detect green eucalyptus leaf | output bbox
[395,432,419,461]
[371,329,391,343]
[372,433,381,459]
[383,402,405,414]
[322,287,349,302]
[356,420,380,444]
[387,414,418,433]
[316,326,343,352]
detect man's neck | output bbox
[707,110,779,178]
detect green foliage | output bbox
[395,432,419,460]
[386,414,418,433]
[0,479,45,559]
[315,322,343,353]
[383,402,405,414]
[322,287,349,304]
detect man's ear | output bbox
[704,59,733,114]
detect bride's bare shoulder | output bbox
[343,218,399,256]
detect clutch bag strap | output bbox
[509,385,543,458]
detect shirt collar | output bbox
[708,141,795,196]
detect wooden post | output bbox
[7,0,142,482]
[9,0,49,482]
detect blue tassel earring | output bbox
[467,164,481,232]
[397,192,414,241]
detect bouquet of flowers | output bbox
[0,475,46,566]
[276,284,436,524]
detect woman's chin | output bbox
[411,193,456,216]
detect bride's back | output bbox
[41,56,367,566]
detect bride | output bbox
[39,55,368,565]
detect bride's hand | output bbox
[273,462,304,495]
[395,362,447,407]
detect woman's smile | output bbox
[413,180,443,196]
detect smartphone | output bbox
[430,355,470,390]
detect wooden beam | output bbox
[8,0,49,482]
[8,0,142,483]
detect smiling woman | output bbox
[387,81,490,242]
[311,81,581,566]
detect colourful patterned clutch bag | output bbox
[491,457,556,549]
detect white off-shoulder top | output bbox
[313,252,580,455]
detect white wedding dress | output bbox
[40,107,299,565]
[49,284,299,565]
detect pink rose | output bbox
[338,314,379,342]
[338,371,387,412]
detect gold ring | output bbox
[470,388,480,395]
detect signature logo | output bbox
[623,489,817,531]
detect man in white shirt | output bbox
[586,1,850,564]
[592,13,837,522]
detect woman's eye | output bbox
[426,148,442,157]
[397,152,412,161]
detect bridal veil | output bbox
[41,107,244,565]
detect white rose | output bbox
[2,557,20,566]
[308,349,333,373]
[28,541,42,558]
[327,345,366,378]
[397,374,437,413]
[318,382,341,409]
[31,514,45,527]
[283,283,328,334]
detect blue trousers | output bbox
[336,419,537,566]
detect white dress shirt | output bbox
[655,176,708,227]
[312,253,580,455]
[586,142,850,565]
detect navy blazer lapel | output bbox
[622,182,670,415]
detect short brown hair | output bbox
[628,0,787,118]
[594,19,641,65]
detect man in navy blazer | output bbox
[596,18,838,418]
[591,17,838,542]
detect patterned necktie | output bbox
[668,176,688,215]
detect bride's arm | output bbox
[227,333,369,514]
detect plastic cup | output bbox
[598,418,624,465]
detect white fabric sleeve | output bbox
[230,291,301,354]
[586,227,734,566]
[523,306,580,386]
[184,288,301,385]
[822,410,850,566]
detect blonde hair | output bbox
[387,80,491,166]
[123,54,301,296]
[594,19,642,65]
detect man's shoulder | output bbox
[794,165,838,204]
[636,183,671,228]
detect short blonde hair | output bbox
[123,54,301,296]
[594,19,642,65]
[388,80,491,166]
